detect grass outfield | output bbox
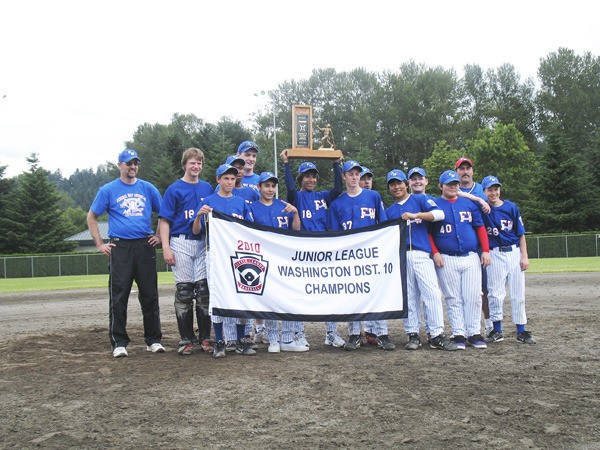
[0,257,598,293]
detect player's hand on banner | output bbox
[481,251,491,268]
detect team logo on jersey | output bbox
[230,252,269,295]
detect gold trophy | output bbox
[285,105,343,160]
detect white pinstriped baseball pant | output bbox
[487,246,527,325]
[404,250,445,338]
[435,252,482,337]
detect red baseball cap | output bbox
[455,157,473,169]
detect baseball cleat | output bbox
[376,335,396,351]
[364,331,379,346]
[450,335,466,350]
[324,332,346,348]
[467,335,487,349]
[345,334,361,351]
[200,339,214,353]
[405,333,422,350]
[429,334,459,351]
[485,330,504,343]
[516,330,536,344]
[213,340,227,358]
[268,342,281,353]
[235,338,256,356]
[281,340,310,352]
[177,342,193,355]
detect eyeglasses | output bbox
[125,161,140,166]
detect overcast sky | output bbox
[1,0,598,178]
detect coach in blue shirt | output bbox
[87,149,164,358]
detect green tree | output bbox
[0,154,76,253]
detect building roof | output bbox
[65,222,109,242]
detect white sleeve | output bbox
[431,209,445,222]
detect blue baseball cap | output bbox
[298,162,319,174]
[237,141,259,154]
[342,160,362,173]
[386,169,407,184]
[482,175,502,189]
[118,148,140,163]
[360,166,373,178]
[225,154,245,166]
[408,167,427,178]
[216,164,238,177]
[258,171,278,184]
[439,170,460,184]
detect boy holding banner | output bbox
[327,161,394,351]
[192,163,255,358]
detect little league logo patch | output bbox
[230,252,269,295]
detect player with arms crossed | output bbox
[192,164,255,358]
[480,176,535,345]
[327,161,394,351]
[385,169,458,351]
[250,171,307,352]
[159,147,215,356]
[429,170,491,350]
[280,149,345,348]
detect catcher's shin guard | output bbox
[175,282,195,342]
[194,279,211,341]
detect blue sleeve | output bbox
[90,185,109,216]
[326,204,340,230]
[329,161,342,202]
[244,203,254,222]
[284,163,296,204]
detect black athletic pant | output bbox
[108,238,162,349]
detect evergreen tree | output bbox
[0,154,76,253]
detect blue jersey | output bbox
[232,186,260,203]
[429,196,484,254]
[90,178,161,239]
[460,182,486,201]
[159,179,213,237]
[386,194,441,252]
[196,193,254,223]
[242,173,260,191]
[482,199,526,248]
[284,162,342,232]
[327,189,387,231]
[250,199,295,229]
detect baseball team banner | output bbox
[208,211,407,322]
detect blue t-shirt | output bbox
[90,178,162,239]
[242,174,260,191]
[327,189,387,231]
[481,199,526,248]
[460,182,486,201]
[386,194,441,252]
[159,179,213,237]
[233,186,260,203]
[429,196,484,254]
[250,198,295,229]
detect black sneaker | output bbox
[376,335,396,351]
[450,335,466,350]
[517,330,536,344]
[235,338,257,356]
[404,333,422,350]
[213,340,226,358]
[429,334,459,351]
[345,334,361,351]
[485,330,504,343]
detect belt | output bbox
[110,237,149,242]
[441,252,470,257]
[173,234,202,241]
[493,245,516,252]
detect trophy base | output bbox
[286,148,343,160]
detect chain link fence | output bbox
[1,252,171,279]
[1,235,599,279]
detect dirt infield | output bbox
[0,272,599,449]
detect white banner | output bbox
[208,211,407,322]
